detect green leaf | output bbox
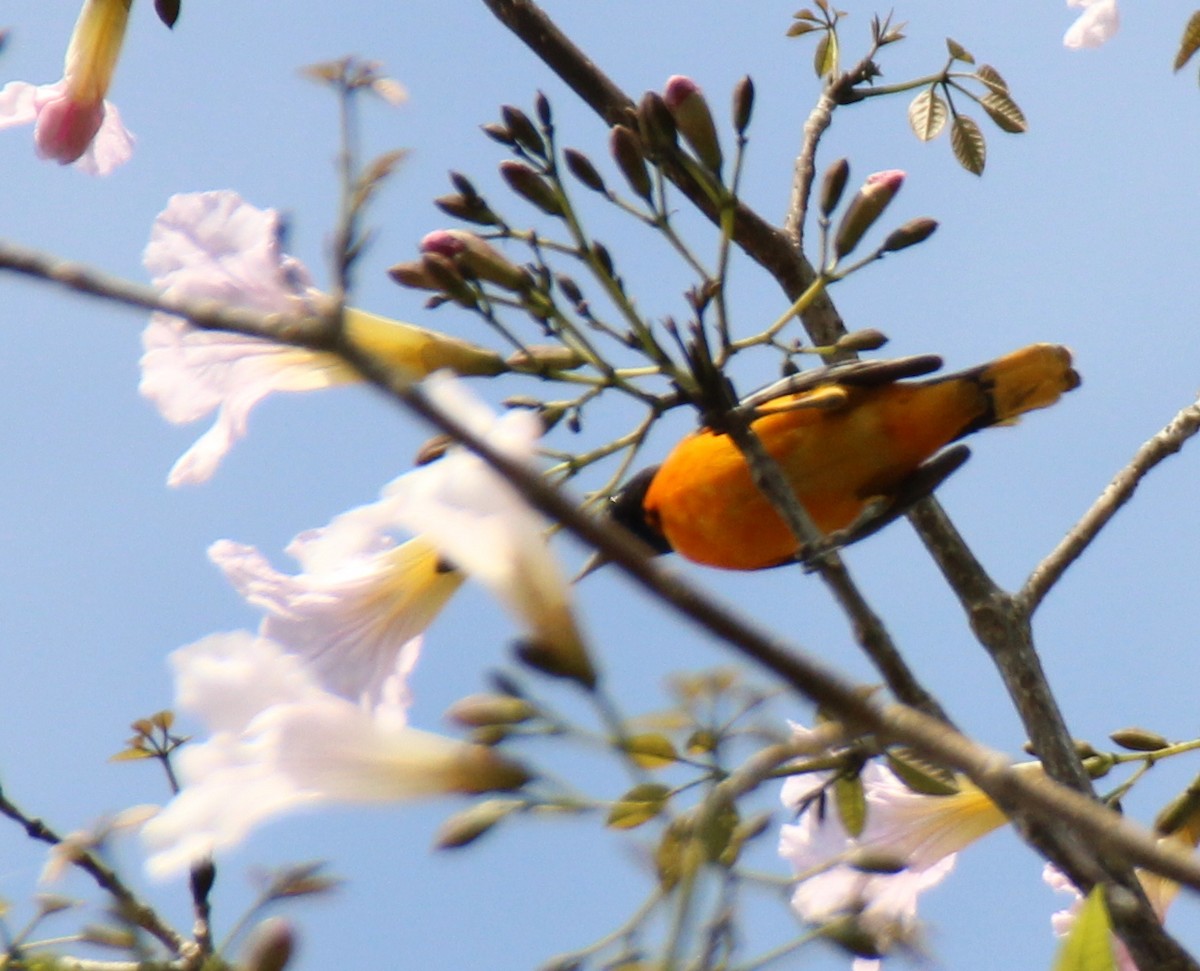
[1175,11,1200,72]
[1052,886,1116,971]
[946,38,975,64]
[623,732,679,769]
[981,92,1028,133]
[976,64,1010,94]
[608,783,671,830]
[908,88,947,141]
[834,773,867,838]
[814,32,839,78]
[886,750,960,796]
[951,114,986,175]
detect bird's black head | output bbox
[607,466,672,555]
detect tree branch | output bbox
[1020,397,1200,614]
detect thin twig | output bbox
[0,785,191,959]
[3,242,1199,966]
[1020,398,1200,614]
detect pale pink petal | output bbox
[209,533,458,705]
[1064,0,1120,49]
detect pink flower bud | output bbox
[420,229,468,259]
[833,170,906,260]
[663,75,722,173]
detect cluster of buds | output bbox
[820,161,939,263]
[389,228,532,307]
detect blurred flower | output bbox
[140,190,505,486]
[1064,0,1120,49]
[1045,865,1137,970]
[1045,809,1200,970]
[141,631,528,879]
[378,373,595,686]
[779,728,1010,966]
[0,0,135,174]
[210,528,463,705]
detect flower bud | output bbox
[419,252,477,307]
[834,328,889,353]
[514,633,597,690]
[387,258,440,291]
[609,125,652,200]
[434,192,499,227]
[563,147,606,193]
[414,434,453,466]
[664,75,722,173]
[833,169,905,260]
[240,918,295,971]
[1154,786,1200,836]
[435,798,524,850]
[421,229,532,292]
[1109,727,1170,752]
[819,158,850,217]
[448,745,531,794]
[636,90,677,159]
[499,160,564,217]
[732,75,755,135]
[446,693,537,728]
[501,105,546,158]
[881,217,938,254]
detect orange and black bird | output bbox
[608,343,1080,570]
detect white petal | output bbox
[209,534,458,704]
[1064,0,1119,48]
[73,99,133,175]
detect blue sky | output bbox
[3,2,1200,969]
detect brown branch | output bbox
[3,241,1199,966]
[0,784,192,960]
[1020,397,1200,614]
[478,0,848,348]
